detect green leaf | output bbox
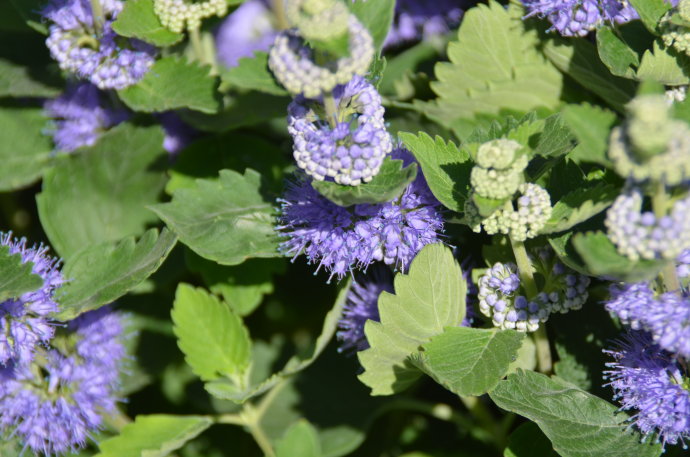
[596,27,639,78]
[572,231,669,282]
[504,422,558,457]
[490,370,662,457]
[96,414,212,457]
[312,158,418,206]
[0,106,54,191]
[561,104,617,167]
[0,58,60,97]
[0,245,43,303]
[379,41,439,96]
[112,0,183,46]
[636,40,690,85]
[399,132,472,212]
[205,281,349,403]
[152,169,280,266]
[542,183,618,234]
[422,1,563,138]
[179,92,290,131]
[628,0,673,34]
[172,284,251,382]
[118,57,221,113]
[36,124,167,259]
[412,327,525,396]
[543,37,636,113]
[220,51,288,96]
[532,114,576,158]
[358,244,467,395]
[55,229,177,321]
[349,0,395,51]
[276,420,322,457]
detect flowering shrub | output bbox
[1,0,690,455]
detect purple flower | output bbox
[44,0,156,90]
[44,82,130,152]
[0,233,63,366]
[215,0,277,68]
[277,149,444,281]
[288,75,393,185]
[0,307,125,456]
[604,331,690,448]
[384,0,467,48]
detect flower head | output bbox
[215,0,277,68]
[44,0,156,90]
[470,139,528,200]
[154,0,227,33]
[288,75,392,185]
[0,233,63,366]
[277,150,444,281]
[44,82,130,152]
[604,331,690,448]
[0,307,125,456]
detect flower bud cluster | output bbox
[286,0,349,41]
[478,183,552,242]
[154,0,227,33]
[44,0,156,90]
[662,0,690,56]
[625,95,676,160]
[605,189,690,261]
[268,15,374,98]
[521,0,639,37]
[288,75,392,185]
[470,139,528,200]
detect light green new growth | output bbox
[626,95,673,159]
[475,139,522,170]
[471,139,527,200]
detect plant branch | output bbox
[652,182,681,294]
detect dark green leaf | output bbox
[0,245,43,303]
[0,58,61,97]
[543,183,618,234]
[504,422,558,457]
[112,0,183,46]
[221,51,288,96]
[628,0,673,34]
[596,27,639,78]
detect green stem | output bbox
[323,91,338,128]
[189,26,206,65]
[510,237,552,374]
[652,182,681,293]
[243,403,276,457]
[272,0,289,29]
[214,413,245,425]
[89,0,104,35]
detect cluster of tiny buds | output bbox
[286,0,349,41]
[605,188,690,261]
[625,95,676,160]
[479,183,552,242]
[470,139,528,200]
[269,15,374,98]
[662,0,690,56]
[154,0,227,33]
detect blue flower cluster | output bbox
[521,0,641,36]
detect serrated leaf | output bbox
[312,158,418,206]
[504,422,558,457]
[118,57,221,113]
[96,414,212,457]
[533,114,576,158]
[490,370,662,457]
[349,0,395,51]
[358,244,467,395]
[422,2,563,138]
[0,245,43,303]
[543,183,618,234]
[152,168,280,266]
[112,0,183,46]
[220,52,288,96]
[629,0,673,34]
[412,327,525,396]
[172,284,251,382]
[205,280,349,403]
[399,132,471,212]
[561,104,616,167]
[55,229,177,321]
[36,124,167,259]
[572,231,669,282]
[636,40,690,85]
[543,37,635,112]
[276,420,322,457]
[0,106,54,191]
[0,58,61,97]
[596,27,639,78]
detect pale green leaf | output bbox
[276,420,322,457]
[112,0,183,46]
[221,51,288,96]
[152,169,280,266]
[423,2,563,138]
[172,284,251,382]
[349,0,395,51]
[636,40,690,85]
[118,57,221,113]
[628,0,673,34]
[490,371,662,457]
[36,124,167,259]
[0,245,43,303]
[561,103,616,167]
[358,244,467,395]
[0,107,53,191]
[542,183,618,234]
[412,327,524,396]
[312,158,418,206]
[96,414,212,457]
[399,132,471,213]
[0,58,60,97]
[55,229,177,321]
